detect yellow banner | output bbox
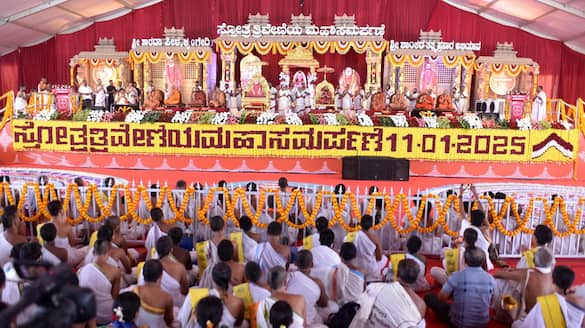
[11,120,578,163]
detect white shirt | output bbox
[78,85,93,100]
[95,87,106,107]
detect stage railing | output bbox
[1,182,584,258]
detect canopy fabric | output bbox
[0,0,583,102]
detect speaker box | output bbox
[342,156,409,181]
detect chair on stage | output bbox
[314,80,335,110]
[190,88,207,108]
[241,74,270,111]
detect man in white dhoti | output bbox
[387,235,430,292]
[287,250,337,325]
[431,227,478,286]
[197,215,229,289]
[145,207,171,259]
[134,259,174,327]
[531,86,547,122]
[310,229,341,268]
[492,247,556,324]
[2,243,39,305]
[278,85,292,115]
[302,216,328,251]
[350,259,426,328]
[39,223,66,265]
[256,222,290,282]
[178,263,244,328]
[344,215,388,282]
[460,209,494,271]
[234,261,272,324]
[47,200,87,266]
[337,242,366,304]
[0,206,27,267]
[238,216,259,262]
[217,239,245,285]
[256,266,305,327]
[139,236,188,308]
[517,225,554,269]
[78,239,121,325]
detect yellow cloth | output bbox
[189,288,209,308]
[537,294,566,328]
[233,283,253,320]
[523,248,536,269]
[36,223,46,246]
[89,231,98,249]
[136,261,145,280]
[196,241,209,278]
[230,232,245,263]
[390,253,406,280]
[303,235,313,250]
[445,248,459,276]
[164,90,181,105]
[346,231,358,243]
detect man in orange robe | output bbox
[144,87,163,109]
[389,90,407,111]
[208,87,226,108]
[415,89,434,110]
[370,89,386,112]
[436,90,455,111]
[164,85,181,106]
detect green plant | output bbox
[379,117,394,127]
[141,110,161,123]
[197,112,215,124]
[336,114,348,125]
[309,114,320,125]
[239,110,248,124]
[72,109,90,121]
[458,117,470,129]
[496,118,510,129]
[437,117,451,129]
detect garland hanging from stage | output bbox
[2,182,583,238]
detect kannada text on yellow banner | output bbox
[11,120,578,163]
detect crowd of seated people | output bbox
[1,177,585,328]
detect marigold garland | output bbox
[2,182,585,239]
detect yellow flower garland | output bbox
[3,182,585,239]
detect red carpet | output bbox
[423,257,585,327]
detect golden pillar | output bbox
[365,50,382,91]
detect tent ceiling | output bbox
[0,0,160,55]
[445,0,585,53]
[0,0,584,55]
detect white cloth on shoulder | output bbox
[41,247,61,266]
[256,296,304,328]
[311,245,341,268]
[346,231,388,282]
[145,224,167,259]
[139,268,185,307]
[256,242,287,282]
[242,232,258,262]
[2,262,23,305]
[177,288,239,328]
[512,293,584,328]
[198,241,219,289]
[287,271,333,325]
[78,263,113,325]
[350,282,425,328]
[249,282,271,303]
[54,236,87,266]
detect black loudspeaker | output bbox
[342,156,409,181]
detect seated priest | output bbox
[370,88,387,112]
[144,86,164,110]
[191,82,206,107]
[389,89,408,111]
[164,84,182,106]
[436,90,456,111]
[415,89,434,110]
[208,86,226,108]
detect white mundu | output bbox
[346,231,388,282]
[41,247,61,266]
[256,242,287,282]
[78,263,113,325]
[138,269,185,308]
[350,282,425,328]
[311,263,364,306]
[145,224,166,259]
[242,232,258,262]
[54,236,86,266]
[278,89,291,114]
[287,271,321,324]
[311,245,341,268]
[256,297,304,328]
[342,93,353,110]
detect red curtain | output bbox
[0,50,19,94]
[0,0,583,102]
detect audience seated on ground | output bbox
[0,206,27,267]
[39,222,67,265]
[345,214,387,282]
[256,266,305,327]
[256,221,290,282]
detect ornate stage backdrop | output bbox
[0,0,584,103]
[12,120,578,163]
